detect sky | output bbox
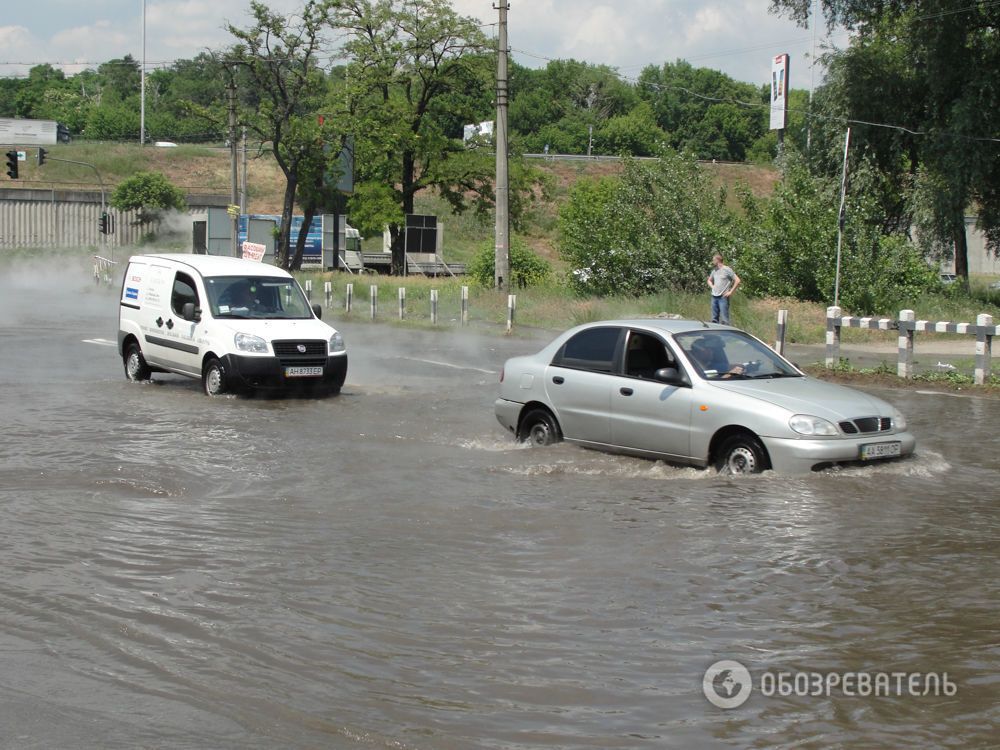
[0,0,840,89]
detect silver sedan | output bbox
[494,320,916,474]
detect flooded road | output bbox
[1,258,998,748]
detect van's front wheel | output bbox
[202,357,227,397]
[123,342,151,382]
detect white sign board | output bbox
[241,241,266,262]
[462,120,494,143]
[769,53,789,131]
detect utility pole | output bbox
[240,126,248,213]
[833,127,851,307]
[228,80,239,257]
[494,0,510,290]
[140,0,146,145]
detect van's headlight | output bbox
[234,332,268,353]
[329,331,345,353]
[892,409,907,431]
[789,414,839,436]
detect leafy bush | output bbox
[467,236,551,288]
[110,171,186,223]
[558,149,736,296]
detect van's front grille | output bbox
[839,417,892,434]
[272,340,327,358]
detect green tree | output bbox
[333,0,505,274]
[770,0,1000,281]
[110,171,187,225]
[221,0,336,269]
[558,150,735,296]
[467,236,551,288]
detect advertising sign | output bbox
[241,241,266,262]
[770,53,790,131]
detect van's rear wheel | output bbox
[123,341,151,382]
[518,408,562,447]
[202,357,227,397]
[715,434,769,475]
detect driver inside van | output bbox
[223,281,261,313]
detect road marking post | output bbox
[431,289,439,325]
[825,306,841,368]
[461,285,469,326]
[975,313,993,385]
[324,281,332,308]
[898,309,915,378]
[305,279,312,301]
[507,294,516,333]
[775,309,788,355]
[345,283,353,313]
[370,285,378,321]
[398,287,406,320]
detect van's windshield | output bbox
[205,275,313,319]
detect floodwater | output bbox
[1,256,998,749]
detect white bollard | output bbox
[430,289,439,325]
[345,283,353,313]
[370,285,378,321]
[975,313,994,385]
[507,294,516,333]
[775,309,788,355]
[898,309,915,379]
[324,280,332,308]
[825,306,842,368]
[305,279,312,301]
[398,287,406,320]
[461,285,469,326]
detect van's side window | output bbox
[171,272,199,316]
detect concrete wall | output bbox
[0,188,229,249]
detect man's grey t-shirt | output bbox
[710,265,735,296]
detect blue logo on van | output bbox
[125,287,139,300]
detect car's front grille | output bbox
[272,340,327,357]
[839,417,892,434]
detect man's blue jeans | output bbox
[711,294,730,324]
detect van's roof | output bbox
[129,253,292,279]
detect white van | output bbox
[118,254,347,396]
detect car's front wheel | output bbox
[715,433,769,475]
[202,357,227,397]
[518,408,562,447]
[123,341,151,382]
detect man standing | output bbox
[707,253,741,325]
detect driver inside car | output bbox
[690,336,745,379]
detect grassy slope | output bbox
[10,143,1000,342]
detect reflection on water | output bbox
[0,262,998,748]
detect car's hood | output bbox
[214,317,337,341]
[708,376,890,421]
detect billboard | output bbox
[769,53,790,131]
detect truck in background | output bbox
[0,118,71,146]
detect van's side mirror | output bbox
[312,303,322,320]
[654,367,685,385]
[181,302,201,323]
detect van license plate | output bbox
[285,366,324,378]
[860,441,901,460]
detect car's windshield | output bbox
[205,275,312,319]
[675,330,801,380]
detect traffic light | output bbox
[98,212,109,235]
[5,150,17,179]
[37,148,47,166]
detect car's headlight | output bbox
[892,409,907,431]
[789,414,839,436]
[234,332,268,353]
[329,331,345,353]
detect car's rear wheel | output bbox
[123,341,151,382]
[518,408,562,447]
[716,434,768,475]
[202,357,227,397]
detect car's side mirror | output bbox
[312,303,322,320]
[182,302,202,322]
[654,367,685,385]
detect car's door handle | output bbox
[552,375,565,385]
[155,317,163,327]
[165,318,174,330]
[619,387,634,396]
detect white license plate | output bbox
[285,366,324,378]
[860,441,902,460]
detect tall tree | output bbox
[770,0,1000,280]
[331,0,499,274]
[223,0,336,269]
